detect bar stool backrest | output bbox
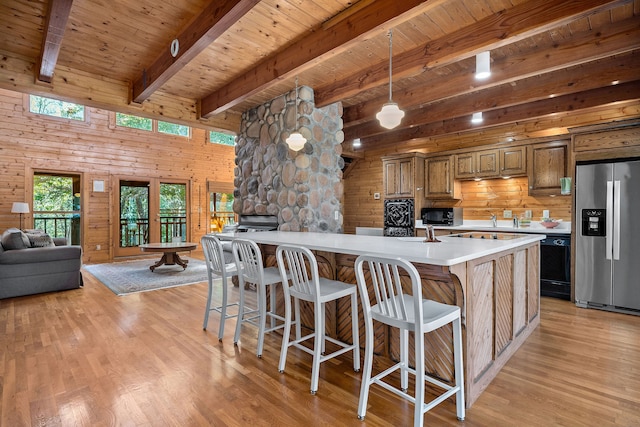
[201,234,229,276]
[276,244,319,298]
[355,254,423,332]
[232,238,266,286]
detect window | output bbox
[33,173,81,244]
[158,120,189,137]
[210,192,235,232]
[29,95,85,121]
[209,131,236,146]
[115,112,152,131]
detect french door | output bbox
[114,177,189,257]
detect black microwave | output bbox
[421,207,463,226]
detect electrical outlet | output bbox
[96,245,101,250]
[503,210,512,218]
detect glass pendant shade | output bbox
[285,132,306,151]
[285,76,307,151]
[377,29,404,130]
[376,103,405,129]
[475,51,491,80]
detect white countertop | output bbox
[415,219,571,235]
[216,230,545,267]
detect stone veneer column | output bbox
[233,86,344,233]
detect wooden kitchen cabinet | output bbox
[425,155,460,199]
[455,149,499,179]
[527,140,569,196]
[500,146,527,176]
[382,153,425,198]
[455,146,526,180]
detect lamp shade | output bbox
[376,102,405,130]
[11,202,29,214]
[285,132,307,151]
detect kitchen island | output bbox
[222,230,543,407]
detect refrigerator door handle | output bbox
[613,180,621,260]
[606,181,613,260]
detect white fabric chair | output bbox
[354,254,465,426]
[276,244,360,394]
[201,234,239,341]
[231,238,286,358]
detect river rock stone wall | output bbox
[233,86,344,232]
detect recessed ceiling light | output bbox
[611,80,620,85]
[352,138,361,148]
[475,51,491,80]
[471,112,483,124]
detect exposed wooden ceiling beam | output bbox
[38,0,73,83]
[199,0,448,117]
[345,52,640,140]
[131,0,260,104]
[315,0,627,108]
[358,81,640,147]
[343,17,640,131]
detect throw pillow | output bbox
[1,228,31,250]
[26,232,55,248]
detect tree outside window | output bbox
[29,95,84,121]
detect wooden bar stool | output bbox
[232,238,286,358]
[276,244,360,394]
[354,254,465,427]
[201,234,238,340]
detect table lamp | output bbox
[11,202,29,230]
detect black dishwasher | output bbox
[540,234,571,300]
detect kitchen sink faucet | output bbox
[490,213,497,228]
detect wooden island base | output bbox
[258,240,540,408]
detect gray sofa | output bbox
[0,228,83,299]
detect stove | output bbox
[446,232,522,240]
[236,215,279,232]
[383,198,414,237]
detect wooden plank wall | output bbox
[0,88,235,263]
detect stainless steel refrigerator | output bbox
[575,158,640,314]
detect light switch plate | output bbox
[503,210,512,218]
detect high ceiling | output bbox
[0,0,638,152]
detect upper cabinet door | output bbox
[500,146,527,176]
[454,152,476,179]
[382,153,425,199]
[475,149,499,177]
[425,155,460,199]
[527,141,569,196]
[384,161,398,197]
[398,158,414,196]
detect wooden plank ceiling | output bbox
[0,0,638,151]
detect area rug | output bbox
[83,257,208,295]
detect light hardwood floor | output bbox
[1,262,639,426]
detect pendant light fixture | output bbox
[475,51,491,80]
[376,29,404,130]
[285,76,307,151]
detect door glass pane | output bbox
[33,173,81,244]
[210,192,234,233]
[120,181,149,247]
[160,183,186,242]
